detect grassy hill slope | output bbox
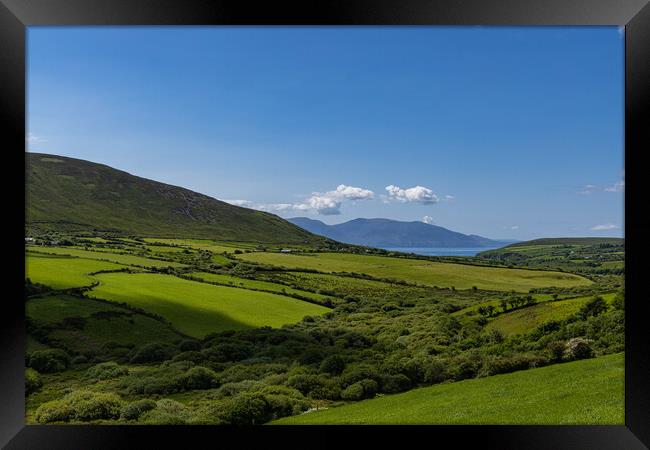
[272,353,623,425]
[26,153,327,244]
[505,237,624,247]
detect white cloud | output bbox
[331,184,374,201]
[26,133,46,145]
[225,184,374,216]
[590,224,619,231]
[510,225,519,230]
[384,185,439,204]
[604,180,624,193]
[444,195,455,202]
[422,216,434,225]
[223,199,253,207]
[578,184,597,195]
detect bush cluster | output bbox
[35,391,123,423]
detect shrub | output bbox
[129,342,175,364]
[172,351,206,364]
[576,296,609,320]
[25,368,42,395]
[120,399,157,421]
[340,365,380,387]
[299,347,325,365]
[319,354,346,375]
[181,366,219,390]
[61,316,86,330]
[612,289,625,311]
[286,374,323,396]
[178,339,201,352]
[202,342,252,363]
[379,373,411,393]
[478,353,547,377]
[340,379,378,401]
[140,399,191,425]
[28,349,71,373]
[546,341,566,362]
[35,391,123,423]
[308,378,342,400]
[86,362,129,380]
[564,337,594,360]
[72,355,89,365]
[217,393,272,425]
[448,351,483,381]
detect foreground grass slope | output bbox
[237,252,591,292]
[26,153,328,244]
[272,353,623,425]
[89,272,330,337]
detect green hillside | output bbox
[505,237,624,247]
[26,153,327,244]
[272,353,623,425]
[477,237,624,276]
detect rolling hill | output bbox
[25,153,328,244]
[288,217,507,248]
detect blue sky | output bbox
[27,26,624,240]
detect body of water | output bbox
[381,246,506,257]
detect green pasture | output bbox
[486,292,617,336]
[189,272,333,303]
[28,246,184,269]
[26,253,125,289]
[89,272,330,337]
[26,294,181,350]
[272,353,624,425]
[257,271,436,300]
[143,238,254,253]
[237,252,592,292]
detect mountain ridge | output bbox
[26,153,329,244]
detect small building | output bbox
[25,237,34,243]
[280,249,293,253]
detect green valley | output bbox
[24,154,625,427]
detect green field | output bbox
[88,272,330,337]
[28,246,184,269]
[189,272,334,303]
[26,254,125,289]
[272,353,624,425]
[143,238,255,253]
[27,295,181,350]
[237,252,592,292]
[257,271,436,300]
[486,293,617,336]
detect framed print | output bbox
[1,0,649,448]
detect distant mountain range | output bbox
[288,217,512,248]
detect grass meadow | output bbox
[272,353,624,425]
[189,272,333,303]
[237,252,592,292]
[27,294,181,351]
[26,254,125,289]
[89,272,330,337]
[485,292,617,336]
[28,246,185,268]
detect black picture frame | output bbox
[2,0,649,448]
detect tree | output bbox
[576,296,608,320]
[612,288,625,311]
[564,337,594,360]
